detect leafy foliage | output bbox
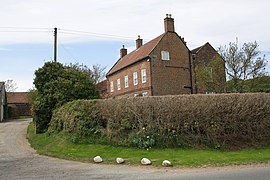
[227,76,270,93]
[49,94,270,150]
[32,62,99,133]
[218,40,268,92]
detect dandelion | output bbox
[147,136,150,139]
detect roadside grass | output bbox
[27,123,270,167]
[13,116,32,119]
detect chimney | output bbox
[164,14,175,32]
[136,35,143,49]
[182,37,187,45]
[120,45,127,58]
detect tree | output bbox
[90,64,107,84]
[68,63,106,84]
[218,40,268,92]
[4,80,17,92]
[32,62,100,133]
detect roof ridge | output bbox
[107,33,165,76]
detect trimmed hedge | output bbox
[49,93,270,149]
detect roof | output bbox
[191,45,203,54]
[191,42,214,54]
[7,92,29,104]
[107,33,165,76]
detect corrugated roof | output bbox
[107,33,165,76]
[7,92,29,104]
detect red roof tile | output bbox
[107,34,165,76]
[7,92,29,104]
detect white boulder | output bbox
[162,160,172,166]
[141,158,151,165]
[116,158,125,164]
[93,156,103,163]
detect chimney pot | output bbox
[136,35,143,49]
[164,14,175,32]
[120,45,127,58]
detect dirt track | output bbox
[0,119,269,180]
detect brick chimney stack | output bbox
[136,35,143,49]
[164,14,174,32]
[120,45,127,58]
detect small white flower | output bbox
[142,127,145,130]
[147,136,150,139]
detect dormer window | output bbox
[161,51,170,60]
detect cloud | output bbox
[0,0,269,47]
[0,47,11,51]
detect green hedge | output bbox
[49,93,270,149]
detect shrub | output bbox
[49,100,106,143]
[32,62,99,133]
[49,93,270,149]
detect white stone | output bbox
[141,158,151,165]
[162,160,172,166]
[116,158,125,164]
[93,156,103,163]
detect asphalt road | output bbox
[0,118,270,180]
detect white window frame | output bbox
[142,92,148,97]
[124,75,129,88]
[161,51,170,60]
[117,78,121,90]
[110,81,114,92]
[133,72,138,85]
[141,69,146,83]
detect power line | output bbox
[0,26,139,41]
[0,27,52,30]
[59,28,135,40]
[0,30,52,33]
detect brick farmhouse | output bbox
[7,92,31,117]
[101,14,226,98]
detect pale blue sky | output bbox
[0,0,269,91]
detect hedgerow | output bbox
[49,93,270,149]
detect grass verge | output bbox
[27,122,270,167]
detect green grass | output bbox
[27,123,270,167]
[14,116,33,119]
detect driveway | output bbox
[0,118,269,180]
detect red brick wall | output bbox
[150,32,191,95]
[107,60,151,98]
[193,43,226,93]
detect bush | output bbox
[49,100,106,143]
[32,62,99,133]
[7,106,15,118]
[49,93,270,149]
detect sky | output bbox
[0,0,270,91]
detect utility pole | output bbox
[54,27,57,62]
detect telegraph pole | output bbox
[54,27,57,62]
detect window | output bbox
[110,81,114,92]
[124,75,129,88]
[141,69,146,83]
[142,92,148,97]
[117,78,121,90]
[205,67,213,82]
[133,72,138,85]
[161,51,170,60]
